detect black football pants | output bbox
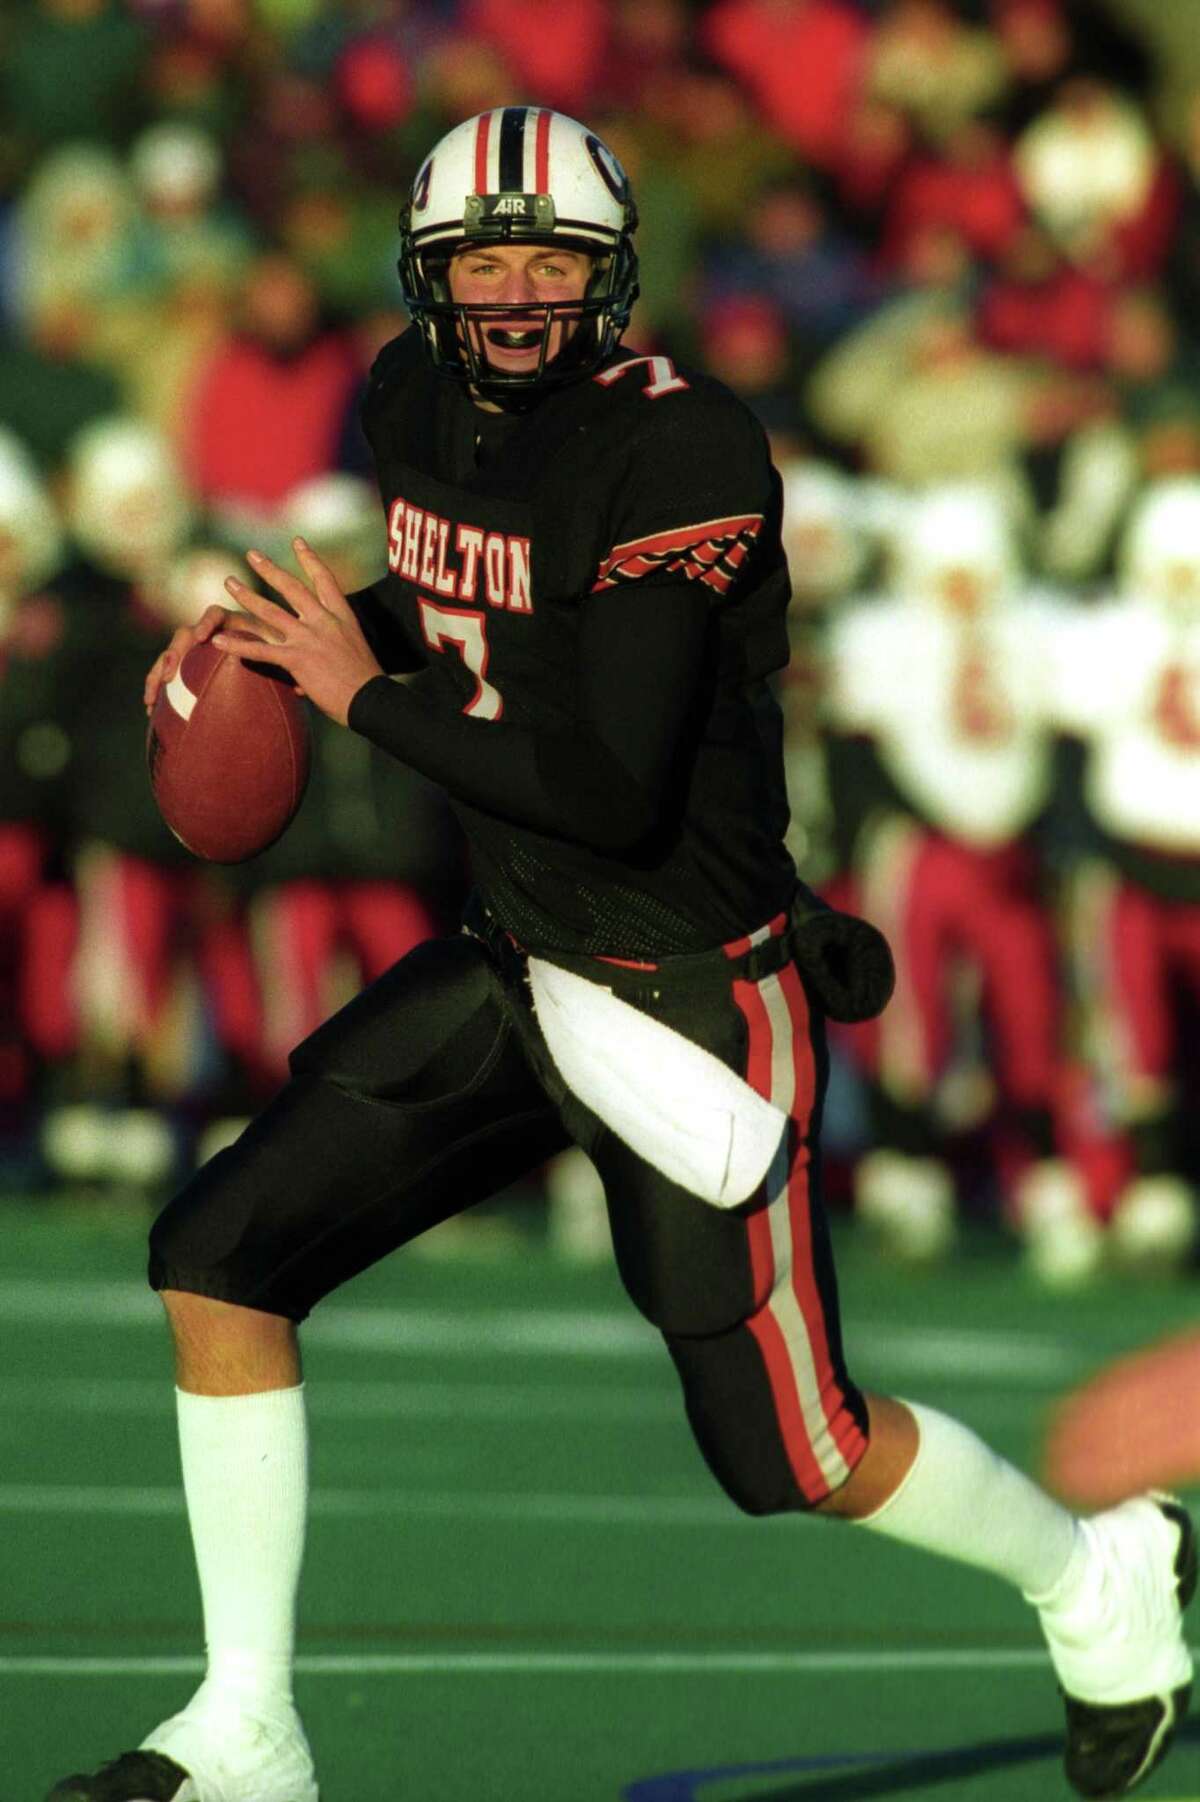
[149,904,869,1510]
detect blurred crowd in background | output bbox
[4,0,1200,1285]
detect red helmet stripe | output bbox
[535,108,551,192]
[473,111,491,194]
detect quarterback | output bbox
[50,109,1193,1802]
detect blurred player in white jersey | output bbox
[46,418,247,1189]
[1050,478,1200,1276]
[826,483,1084,1272]
[0,431,76,1172]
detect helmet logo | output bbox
[412,159,432,213]
[584,134,626,204]
[463,191,557,234]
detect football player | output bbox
[49,110,1194,1802]
[47,419,236,1191]
[0,431,76,1166]
[1051,479,1200,1275]
[825,485,1087,1278]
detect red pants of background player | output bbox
[851,821,1062,1113]
[73,849,262,1097]
[1080,869,1200,1106]
[245,879,439,1085]
[74,855,439,1101]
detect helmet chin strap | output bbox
[458,301,601,410]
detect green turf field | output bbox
[2,1196,1197,1802]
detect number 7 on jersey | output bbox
[418,599,504,720]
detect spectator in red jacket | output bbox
[880,119,1026,274]
[183,251,358,538]
[700,0,873,171]
[460,0,610,117]
[978,226,1118,370]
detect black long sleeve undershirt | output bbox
[344,577,425,674]
[347,583,711,854]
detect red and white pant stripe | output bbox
[727,915,869,1502]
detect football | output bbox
[146,632,311,863]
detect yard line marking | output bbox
[0,1483,762,1526]
[0,1379,1055,1438]
[0,1650,1066,1677]
[0,1278,1095,1384]
[0,1377,680,1423]
[6,1476,1193,1529]
[852,1326,1080,1383]
[0,1279,657,1358]
[0,1647,1196,1677]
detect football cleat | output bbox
[46,1701,319,1802]
[1036,1494,1196,1797]
[45,1750,194,1801]
[853,1148,956,1264]
[1015,1158,1104,1290]
[1108,1175,1199,1276]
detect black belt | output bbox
[464,889,894,1024]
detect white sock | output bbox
[175,1383,309,1718]
[856,1400,1088,1601]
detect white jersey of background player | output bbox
[830,483,1058,847]
[1054,480,1200,851]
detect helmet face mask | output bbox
[398,108,639,403]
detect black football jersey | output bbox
[355,328,798,957]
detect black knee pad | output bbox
[597,1133,764,1337]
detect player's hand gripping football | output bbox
[143,601,235,717]
[210,539,384,727]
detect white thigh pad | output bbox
[528,957,788,1209]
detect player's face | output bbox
[448,243,592,377]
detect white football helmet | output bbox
[66,417,195,578]
[895,483,1019,614]
[398,107,638,399]
[779,460,868,603]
